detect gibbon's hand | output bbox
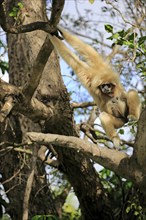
[51,29,64,40]
[127,115,138,122]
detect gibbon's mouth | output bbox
[107,92,115,97]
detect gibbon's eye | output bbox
[99,83,114,94]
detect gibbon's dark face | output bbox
[99,83,115,96]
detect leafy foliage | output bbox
[9,2,23,19]
[0,60,8,75]
[105,24,146,78]
[32,215,58,220]
[99,169,145,219]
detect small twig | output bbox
[2,163,24,185]
[105,0,136,27]
[22,144,37,220]
[106,45,121,62]
[0,96,15,122]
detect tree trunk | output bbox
[0,0,113,219]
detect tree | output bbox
[0,0,145,219]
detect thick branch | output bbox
[22,0,65,101]
[22,35,53,101]
[26,132,141,182]
[5,22,55,34]
[1,0,65,34]
[17,97,54,122]
[0,79,54,121]
[133,107,146,170]
[50,0,65,26]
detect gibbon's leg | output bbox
[127,89,141,120]
[48,33,88,74]
[58,27,102,67]
[99,112,125,148]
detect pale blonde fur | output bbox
[48,28,141,147]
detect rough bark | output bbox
[0,0,146,219]
[0,0,112,219]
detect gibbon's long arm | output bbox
[48,28,122,92]
[57,27,101,67]
[48,32,90,89]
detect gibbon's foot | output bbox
[127,114,138,121]
[113,136,120,149]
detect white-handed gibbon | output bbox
[48,28,141,147]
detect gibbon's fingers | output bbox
[48,33,88,75]
[58,27,101,67]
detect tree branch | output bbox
[3,21,53,34]
[0,79,54,121]
[22,144,37,220]
[22,35,53,101]
[50,0,65,26]
[133,107,146,171]
[22,0,65,101]
[0,96,15,122]
[26,132,142,183]
[1,0,65,34]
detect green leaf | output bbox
[31,215,59,220]
[18,2,23,8]
[119,129,124,134]
[89,0,95,3]
[117,29,125,38]
[134,211,139,216]
[107,36,113,40]
[112,33,119,39]
[138,36,146,45]
[105,24,113,33]
[9,11,17,17]
[126,206,131,213]
[0,61,9,74]
[12,7,18,12]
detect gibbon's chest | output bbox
[93,92,128,119]
[93,92,111,111]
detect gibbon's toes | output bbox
[127,114,138,121]
[113,136,120,149]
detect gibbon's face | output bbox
[99,83,115,97]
